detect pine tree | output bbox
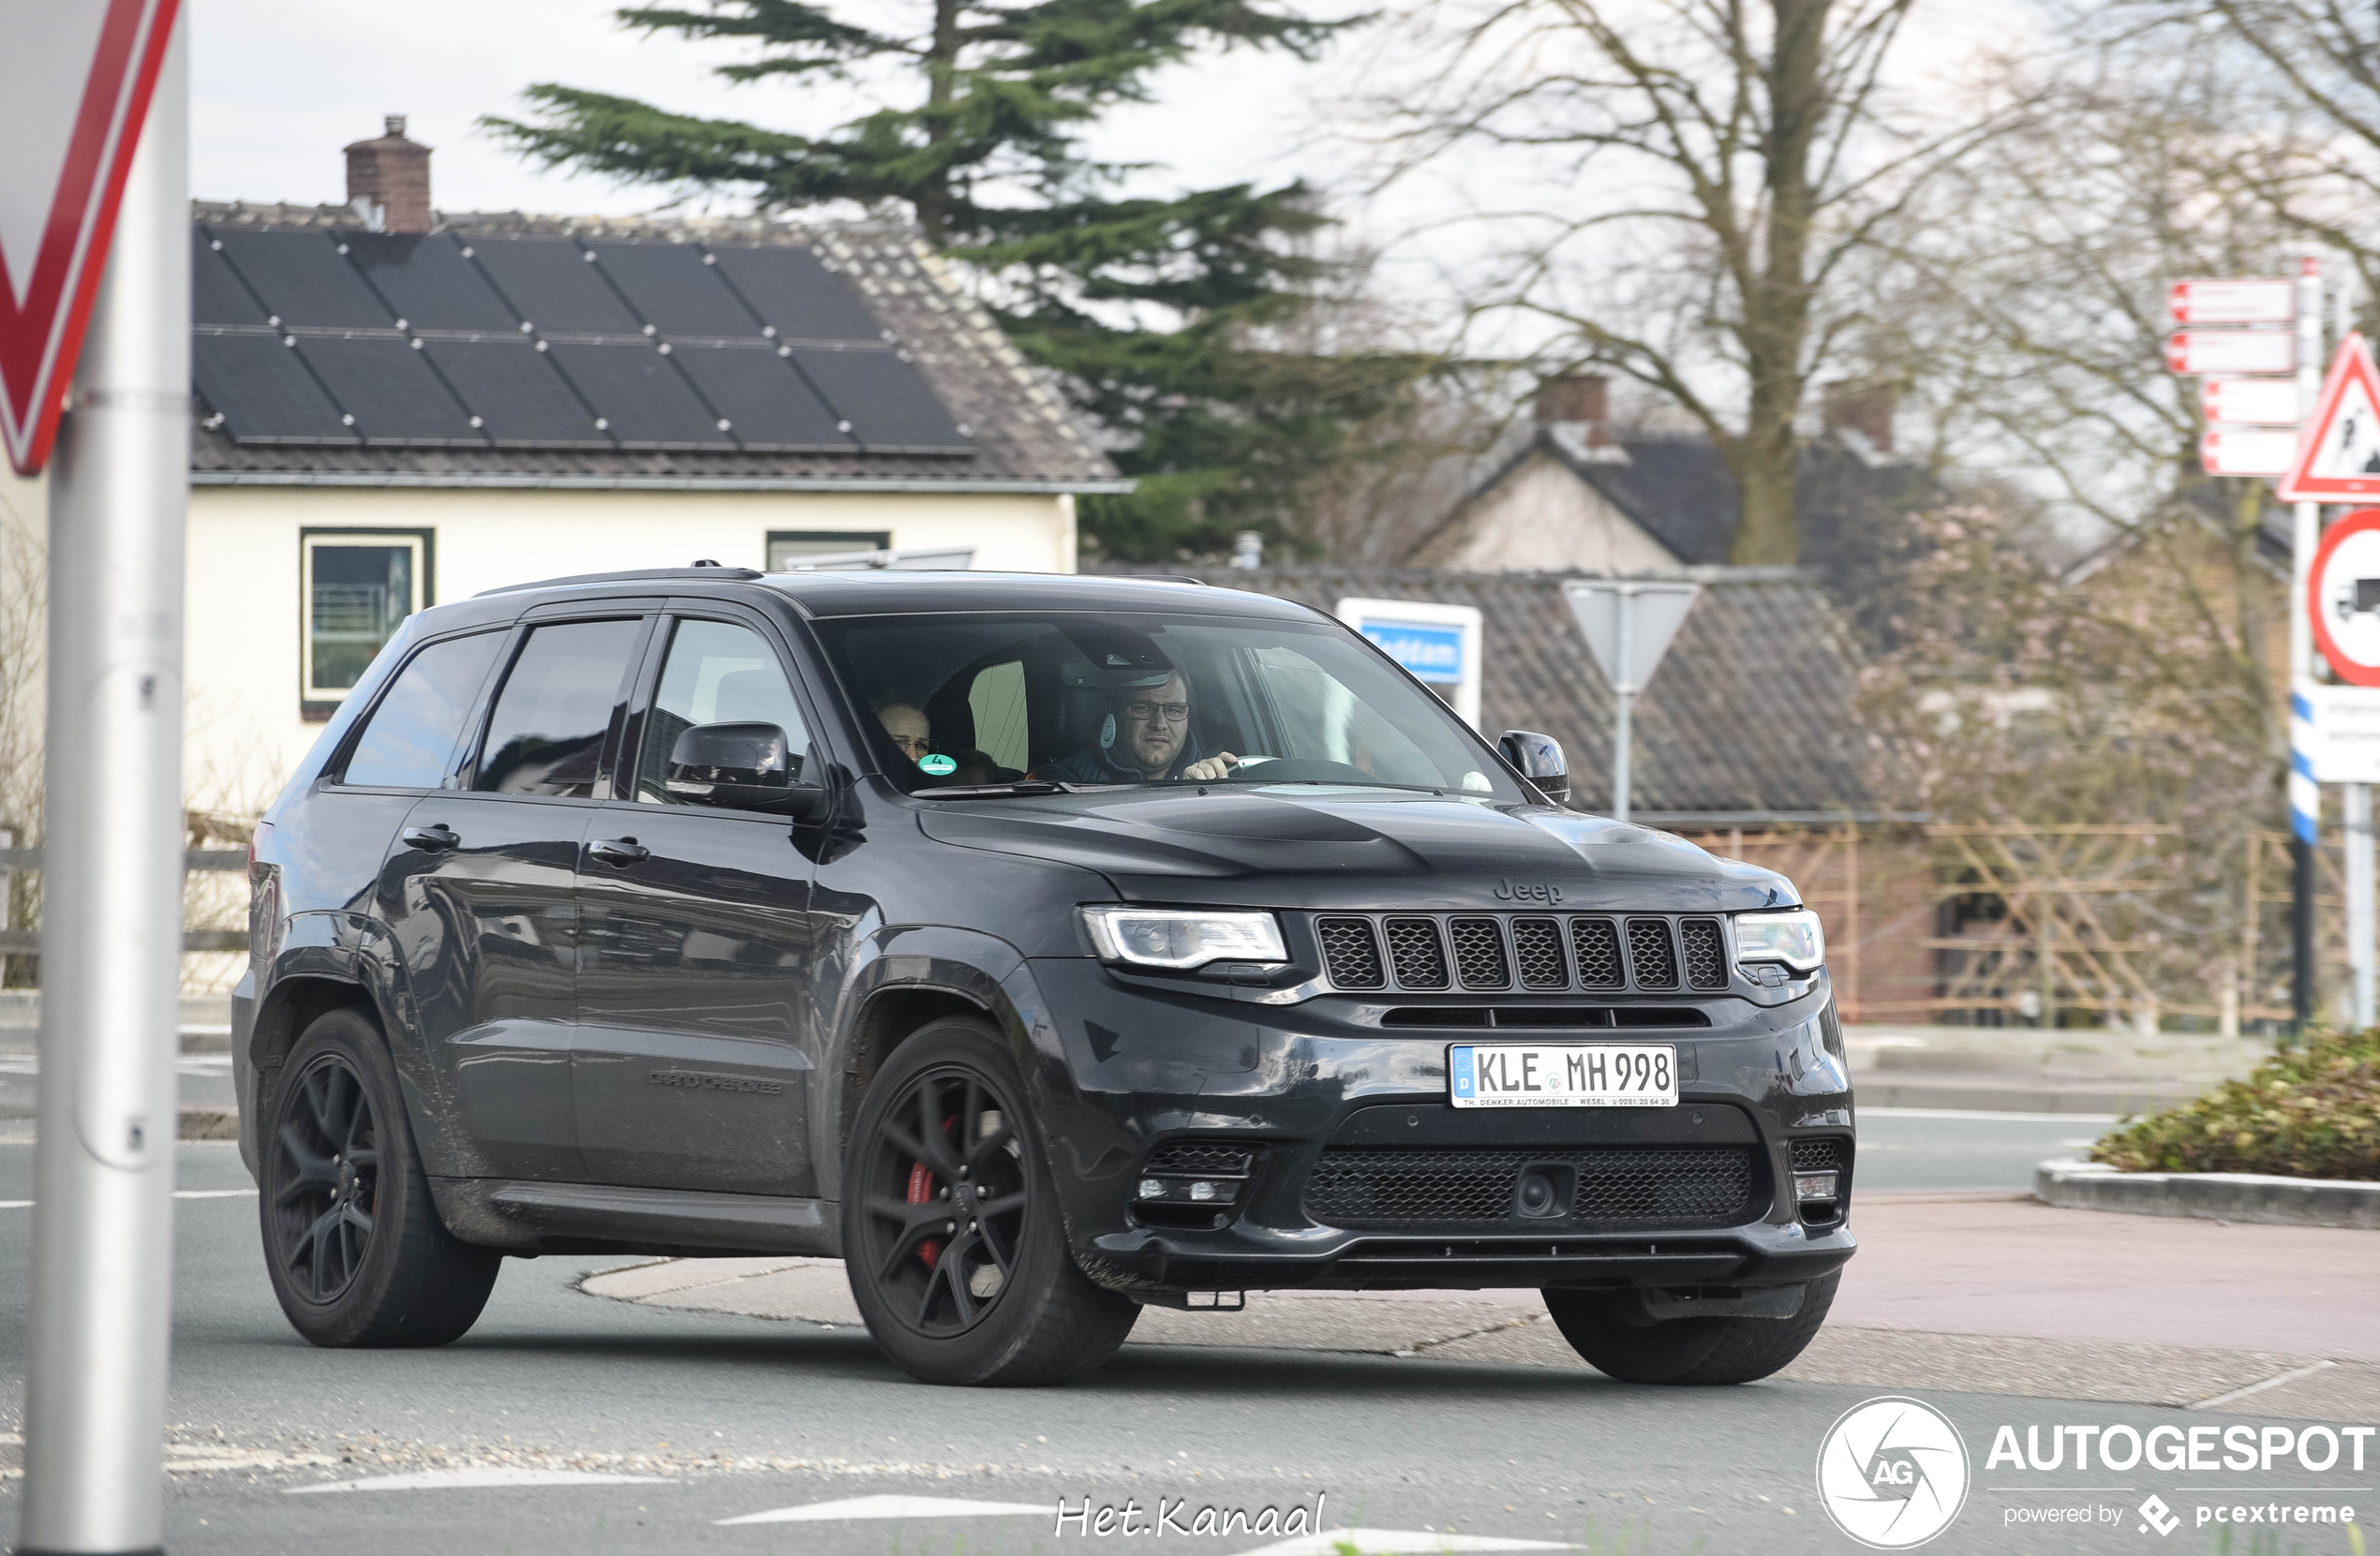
[484,1,1393,560]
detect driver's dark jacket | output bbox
[1034,729,1210,784]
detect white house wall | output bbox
[185,484,1078,806]
[1418,451,1680,573]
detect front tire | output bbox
[259,1008,500,1347]
[1543,1272,1839,1385]
[841,1017,1138,1386]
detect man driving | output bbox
[1037,672,1239,784]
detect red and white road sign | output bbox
[2202,426,2299,477]
[2278,333,2380,502]
[2166,331,2296,376]
[0,0,184,476]
[2309,509,2380,685]
[2202,377,2302,425]
[2167,277,2296,325]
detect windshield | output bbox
[809,611,1525,800]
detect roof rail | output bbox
[474,565,765,598]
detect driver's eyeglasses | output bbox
[1123,700,1191,723]
[888,734,931,756]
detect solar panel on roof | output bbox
[192,333,358,444]
[544,341,732,447]
[582,241,759,339]
[419,339,608,446]
[707,245,881,342]
[293,337,483,445]
[790,347,970,451]
[669,345,850,449]
[345,233,520,333]
[208,228,395,330]
[192,232,268,326]
[464,237,643,335]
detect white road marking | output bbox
[0,1190,255,1209]
[2189,1359,2338,1411]
[0,1201,26,1210]
[1236,1530,1577,1556]
[287,1467,666,1493]
[1859,1106,2119,1123]
[718,1493,1057,1525]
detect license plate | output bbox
[1448,1044,1677,1108]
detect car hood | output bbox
[914,785,1795,912]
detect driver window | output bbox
[635,619,808,806]
[1249,645,1442,785]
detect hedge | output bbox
[2090,1028,2380,1180]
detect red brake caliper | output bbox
[905,1114,960,1269]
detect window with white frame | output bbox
[301,529,431,715]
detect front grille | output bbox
[1317,917,1385,989]
[1147,1143,1256,1178]
[1449,917,1510,989]
[1679,919,1727,990]
[1571,918,1624,987]
[1511,918,1567,988]
[1627,918,1679,989]
[1305,1147,1755,1228]
[1384,918,1450,989]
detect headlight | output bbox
[1734,908,1824,971]
[1080,907,1287,969]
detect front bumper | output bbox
[1022,957,1858,1297]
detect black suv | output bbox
[237,566,1854,1386]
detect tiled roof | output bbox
[1166,564,1875,818]
[187,202,1123,489]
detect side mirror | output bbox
[666,721,825,817]
[1498,729,1569,806]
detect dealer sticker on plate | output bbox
[1448,1044,1676,1107]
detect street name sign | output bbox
[2165,331,2295,376]
[2307,508,2380,685]
[2201,426,2298,476]
[2277,333,2380,503]
[2168,277,2296,325]
[0,0,184,475]
[2202,377,2303,424]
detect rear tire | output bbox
[1543,1272,1839,1385]
[258,1007,500,1347]
[841,1017,1138,1386]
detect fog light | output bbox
[1138,1178,1165,1199]
[1188,1180,1218,1202]
[1794,1170,1839,1204]
[1134,1176,1245,1207]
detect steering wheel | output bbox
[1223,757,1382,784]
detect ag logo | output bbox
[1816,1396,1970,1549]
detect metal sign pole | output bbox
[18,16,187,1556]
[2289,255,2324,1032]
[1611,586,1634,824]
[2336,267,2378,1030]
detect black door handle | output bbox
[401,824,459,852]
[588,837,650,867]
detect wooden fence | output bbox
[0,846,248,956]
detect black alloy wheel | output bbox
[259,1008,500,1348]
[859,1065,1030,1336]
[841,1018,1138,1386]
[269,1053,380,1303]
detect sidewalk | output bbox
[1842,1022,2272,1114]
[582,1194,2380,1419]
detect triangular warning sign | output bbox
[0,0,183,476]
[2279,333,2380,501]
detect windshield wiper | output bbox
[912,779,1076,798]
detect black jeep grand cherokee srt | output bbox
[236,566,1855,1386]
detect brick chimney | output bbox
[1822,380,1897,456]
[1536,373,1611,447]
[344,114,432,234]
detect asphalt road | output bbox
[2,1117,2360,1556]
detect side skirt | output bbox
[431,1176,843,1259]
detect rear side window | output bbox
[340,631,505,789]
[472,619,643,797]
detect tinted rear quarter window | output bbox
[341,631,506,789]
[474,619,644,797]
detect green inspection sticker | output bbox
[917,753,958,777]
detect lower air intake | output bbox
[1304,1147,1755,1228]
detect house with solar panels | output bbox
[3,117,1123,799]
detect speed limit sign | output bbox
[2310,509,2380,686]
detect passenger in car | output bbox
[874,690,999,785]
[1034,672,1242,784]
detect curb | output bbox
[1852,1076,2203,1115]
[178,1104,239,1142]
[2035,1158,2380,1229]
